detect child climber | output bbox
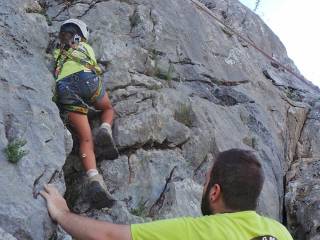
[53,19,116,208]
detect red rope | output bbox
[190,0,306,82]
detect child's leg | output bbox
[94,93,114,125]
[68,111,115,207]
[93,92,119,159]
[68,111,96,172]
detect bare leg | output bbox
[94,93,114,125]
[68,112,115,208]
[93,92,118,160]
[68,112,96,171]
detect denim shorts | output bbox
[56,71,105,114]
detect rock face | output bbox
[0,0,72,239]
[286,103,320,240]
[0,0,319,239]
[0,227,17,240]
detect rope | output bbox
[190,0,306,83]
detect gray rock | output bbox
[84,201,147,225]
[54,226,72,240]
[156,179,203,219]
[0,227,17,240]
[101,149,191,213]
[0,1,70,239]
[114,107,190,149]
[2,0,320,239]
[286,104,320,240]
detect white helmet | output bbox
[61,19,89,40]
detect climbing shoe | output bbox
[94,123,119,160]
[88,174,115,209]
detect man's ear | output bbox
[209,184,221,202]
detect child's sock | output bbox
[86,169,99,178]
[100,122,111,129]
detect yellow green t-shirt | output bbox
[131,211,293,240]
[53,42,97,81]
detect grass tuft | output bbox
[174,103,193,127]
[130,200,148,217]
[4,139,28,164]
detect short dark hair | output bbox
[60,23,83,38]
[208,149,264,211]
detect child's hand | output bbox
[54,69,60,79]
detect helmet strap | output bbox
[72,34,81,45]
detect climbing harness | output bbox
[190,0,306,83]
[55,44,102,78]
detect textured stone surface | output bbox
[1,0,320,239]
[155,179,203,219]
[286,103,320,240]
[0,1,72,239]
[0,227,17,240]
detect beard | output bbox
[201,186,213,216]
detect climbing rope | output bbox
[190,0,306,83]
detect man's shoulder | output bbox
[259,214,286,227]
[208,211,293,239]
[258,214,293,239]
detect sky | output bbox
[239,0,320,87]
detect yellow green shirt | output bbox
[53,42,97,81]
[131,211,293,240]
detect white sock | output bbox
[100,122,111,129]
[100,122,112,136]
[86,169,99,178]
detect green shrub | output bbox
[4,139,28,164]
[130,200,148,217]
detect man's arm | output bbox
[40,184,131,240]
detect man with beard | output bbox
[41,149,293,240]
